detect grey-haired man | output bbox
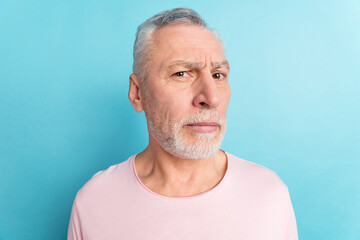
[68,8,298,240]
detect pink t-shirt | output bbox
[68,152,298,240]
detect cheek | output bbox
[156,89,192,114]
[219,87,231,116]
[145,93,178,123]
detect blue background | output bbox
[1,0,359,239]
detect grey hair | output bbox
[132,8,224,85]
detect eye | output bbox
[171,71,193,81]
[173,71,187,77]
[212,72,226,80]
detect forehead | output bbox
[149,24,226,66]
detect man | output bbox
[68,8,298,240]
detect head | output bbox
[132,8,224,87]
[129,8,231,159]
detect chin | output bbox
[161,133,224,160]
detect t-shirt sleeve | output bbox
[67,197,83,240]
[283,187,298,240]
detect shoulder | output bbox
[226,152,289,196]
[75,155,135,203]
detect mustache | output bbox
[180,109,225,126]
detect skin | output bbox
[128,23,231,197]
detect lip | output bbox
[185,122,219,133]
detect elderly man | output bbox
[68,8,298,240]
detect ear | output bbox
[128,73,144,113]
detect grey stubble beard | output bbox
[146,108,226,159]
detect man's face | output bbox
[141,24,231,159]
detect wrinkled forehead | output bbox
[149,24,226,63]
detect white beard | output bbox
[146,109,226,159]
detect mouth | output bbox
[185,122,219,133]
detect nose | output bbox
[193,73,221,109]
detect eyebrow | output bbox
[167,60,229,70]
[212,60,230,70]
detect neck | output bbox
[135,139,227,197]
